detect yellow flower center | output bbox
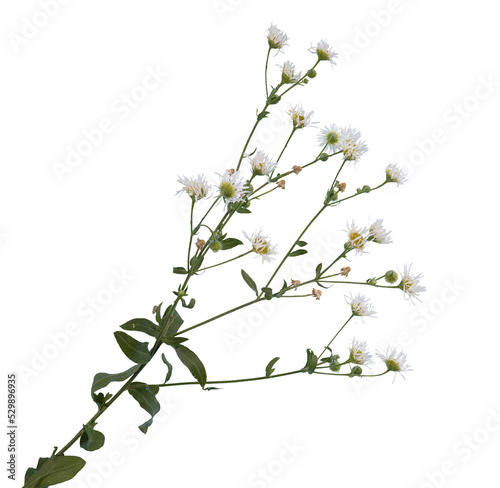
[220,181,236,199]
[349,232,365,249]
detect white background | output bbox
[2,1,500,487]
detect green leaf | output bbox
[114,331,151,364]
[23,455,86,488]
[236,207,251,214]
[80,424,105,452]
[304,349,318,375]
[128,383,161,434]
[161,353,173,383]
[315,263,323,279]
[220,238,243,250]
[173,267,188,275]
[261,287,273,300]
[295,240,308,247]
[161,336,189,346]
[289,249,308,257]
[257,110,270,121]
[91,364,140,403]
[163,309,184,337]
[241,269,258,295]
[189,255,204,273]
[155,302,163,325]
[265,357,280,377]
[180,297,196,309]
[174,344,207,388]
[120,318,159,338]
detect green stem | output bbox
[199,250,252,272]
[317,314,354,361]
[314,370,390,378]
[186,199,195,270]
[265,46,271,98]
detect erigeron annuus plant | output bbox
[23,24,424,488]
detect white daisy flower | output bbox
[349,338,373,365]
[267,24,288,52]
[176,174,210,201]
[243,229,278,263]
[317,124,340,153]
[309,39,338,66]
[287,104,315,129]
[398,264,426,301]
[337,126,369,162]
[347,293,376,318]
[345,220,369,253]
[368,219,392,245]
[386,163,408,185]
[248,150,277,176]
[280,61,301,84]
[376,347,411,374]
[217,170,247,204]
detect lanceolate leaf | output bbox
[23,455,86,488]
[114,331,151,364]
[304,349,318,375]
[289,249,308,257]
[161,353,173,384]
[80,424,105,452]
[265,357,280,377]
[91,364,141,403]
[128,383,161,434]
[295,240,308,247]
[174,344,207,388]
[241,269,258,295]
[120,318,159,338]
[160,336,189,346]
[220,238,243,250]
[163,309,184,336]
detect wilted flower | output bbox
[292,165,302,174]
[376,347,411,374]
[386,163,407,185]
[177,175,210,201]
[337,126,368,162]
[309,39,338,65]
[368,219,392,245]
[340,267,351,277]
[243,229,278,263]
[312,288,322,300]
[196,238,205,251]
[281,61,301,84]
[248,150,277,176]
[398,264,425,301]
[287,104,315,129]
[347,293,376,317]
[291,279,301,290]
[218,170,247,204]
[349,338,373,365]
[267,24,288,52]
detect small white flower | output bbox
[243,229,278,263]
[287,104,315,129]
[345,220,368,253]
[176,174,210,201]
[368,219,392,245]
[398,264,426,301]
[217,170,247,204]
[248,150,277,176]
[347,293,376,318]
[386,163,407,185]
[376,347,411,374]
[317,124,340,153]
[349,338,373,365]
[337,126,369,162]
[267,24,288,52]
[281,61,301,84]
[309,39,338,65]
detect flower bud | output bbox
[384,270,398,284]
[307,69,317,78]
[367,278,377,286]
[210,240,222,252]
[349,366,363,377]
[319,153,329,161]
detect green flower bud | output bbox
[368,278,377,286]
[210,240,222,253]
[307,69,317,78]
[319,153,329,161]
[303,78,309,84]
[349,366,363,377]
[384,270,398,284]
[362,185,371,193]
